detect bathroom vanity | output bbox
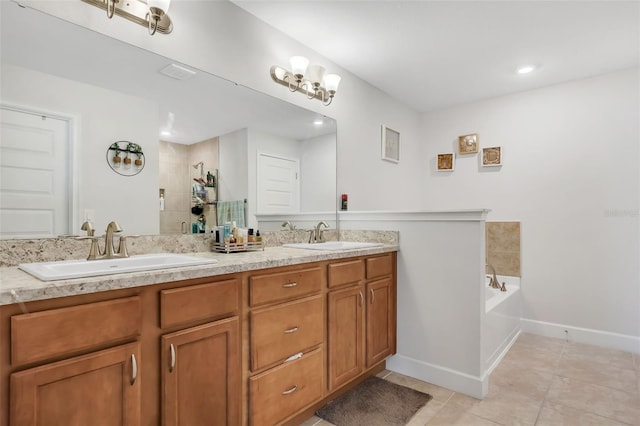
[0,246,397,426]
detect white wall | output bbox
[21,1,639,350]
[1,64,159,235]
[420,69,640,344]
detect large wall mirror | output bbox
[0,2,337,238]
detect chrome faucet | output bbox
[281,221,296,230]
[309,221,329,243]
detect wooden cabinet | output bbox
[161,317,240,426]
[10,341,141,426]
[1,250,396,426]
[328,285,364,390]
[328,253,396,391]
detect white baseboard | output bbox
[386,354,488,399]
[521,319,640,354]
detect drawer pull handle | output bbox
[359,291,364,306]
[282,385,298,395]
[284,327,299,334]
[284,352,303,363]
[130,354,138,386]
[169,344,176,373]
[370,288,375,304]
[282,282,298,288]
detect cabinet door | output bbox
[161,317,240,426]
[10,342,140,426]
[366,278,394,367]
[327,286,364,390]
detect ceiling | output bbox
[232,1,640,113]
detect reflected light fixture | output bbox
[271,56,341,106]
[81,0,173,35]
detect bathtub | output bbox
[482,274,522,378]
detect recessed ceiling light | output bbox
[313,119,324,126]
[161,130,171,137]
[517,65,536,75]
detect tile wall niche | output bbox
[486,221,521,277]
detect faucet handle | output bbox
[117,235,141,258]
[75,236,101,260]
[81,220,95,236]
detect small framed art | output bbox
[381,125,400,163]
[482,146,502,167]
[458,133,478,154]
[437,153,455,171]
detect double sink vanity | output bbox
[0,235,398,426]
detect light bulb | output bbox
[323,74,341,93]
[289,56,309,79]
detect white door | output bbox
[257,153,299,213]
[0,107,71,238]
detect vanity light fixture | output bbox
[517,65,536,74]
[81,0,173,35]
[270,56,341,106]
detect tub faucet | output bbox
[486,263,500,289]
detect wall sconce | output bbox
[270,56,341,106]
[81,0,173,35]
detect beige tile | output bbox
[446,392,482,411]
[486,221,521,252]
[299,415,324,426]
[555,356,638,394]
[633,352,640,371]
[466,383,544,426]
[513,333,565,355]
[501,346,562,373]
[385,372,455,403]
[546,375,640,425]
[376,369,393,379]
[536,401,632,426]
[405,399,446,426]
[563,342,635,371]
[490,359,554,399]
[426,402,502,426]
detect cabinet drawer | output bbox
[11,296,141,366]
[328,259,364,288]
[249,347,324,426]
[249,267,322,307]
[250,295,323,371]
[366,254,393,279]
[160,278,240,329]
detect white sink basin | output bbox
[18,253,218,281]
[282,241,384,251]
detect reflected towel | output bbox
[217,200,245,227]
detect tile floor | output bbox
[302,333,640,425]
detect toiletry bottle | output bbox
[341,193,348,211]
[255,230,262,243]
[247,228,255,243]
[160,194,165,211]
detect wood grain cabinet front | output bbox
[10,341,141,426]
[160,317,240,426]
[249,347,324,426]
[249,267,322,307]
[250,295,323,371]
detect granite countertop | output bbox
[0,245,398,306]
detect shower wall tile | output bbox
[486,221,521,277]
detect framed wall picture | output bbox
[458,133,479,154]
[437,153,455,171]
[381,125,400,163]
[482,146,502,166]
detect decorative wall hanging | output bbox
[107,141,145,176]
[381,125,400,163]
[482,146,502,167]
[437,153,455,171]
[458,133,479,154]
